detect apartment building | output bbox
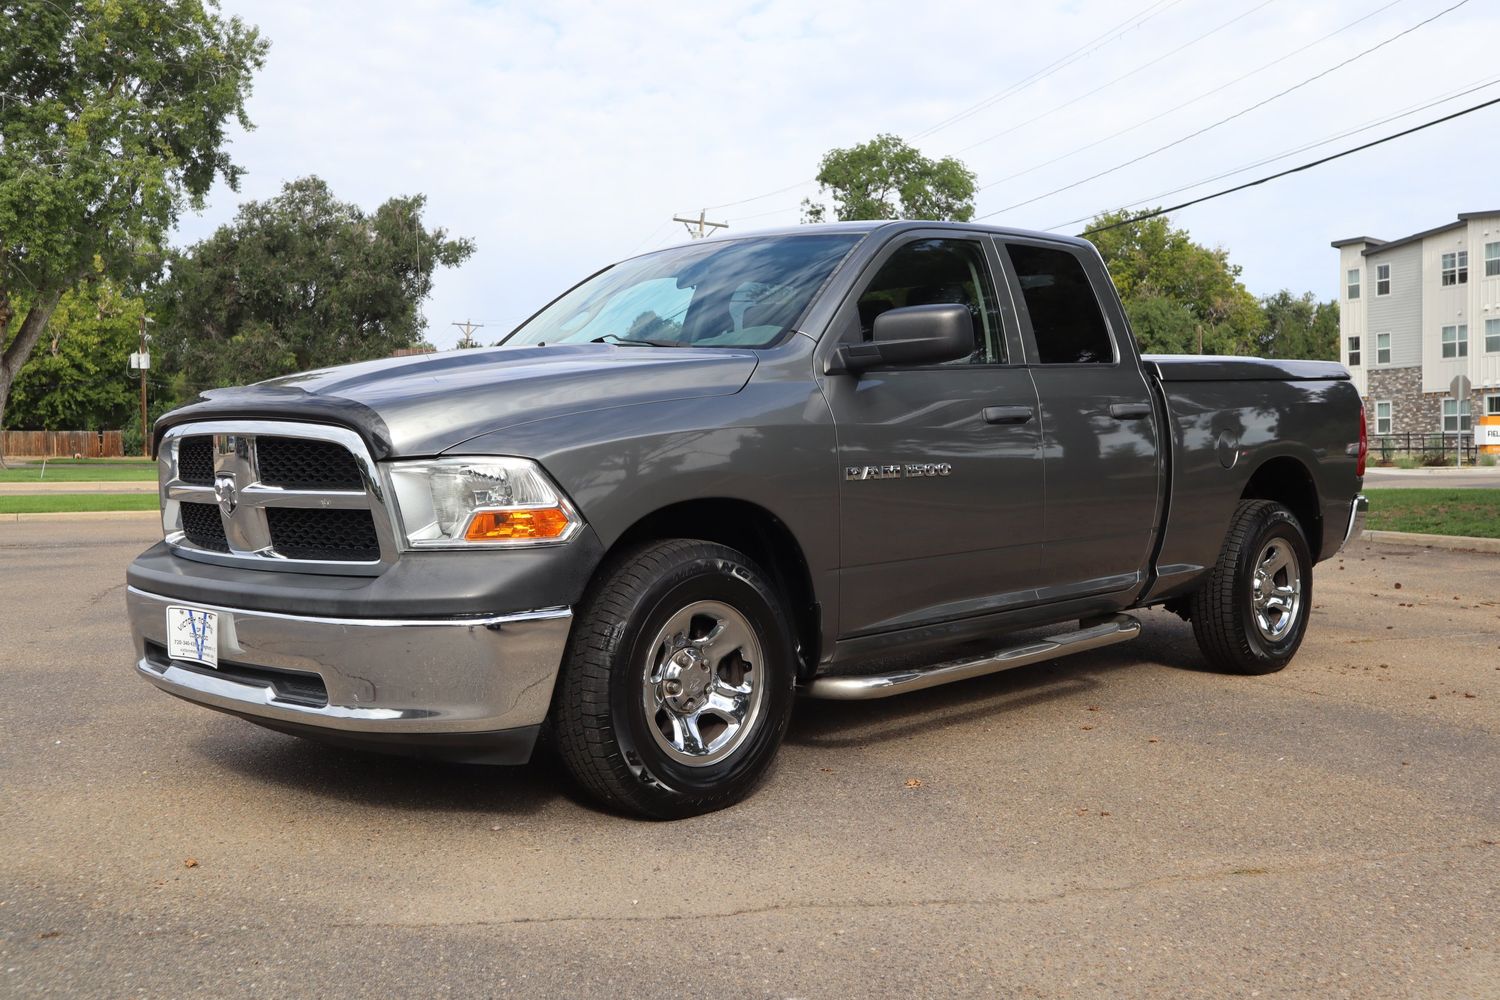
[1333,210,1500,439]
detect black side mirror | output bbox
[827,304,975,375]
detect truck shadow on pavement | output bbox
[193,616,1212,813]
[193,727,572,815]
[786,627,1194,749]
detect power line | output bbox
[956,0,1279,156]
[705,179,816,212]
[1049,74,1500,231]
[703,0,1189,214]
[975,0,1410,191]
[911,0,1186,140]
[626,219,674,255]
[975,0,1472,221]
[1077,94,1500,237]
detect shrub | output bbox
[1394,456,1421,470]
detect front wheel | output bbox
[551,539,796,819]
[1189,500,1312,675]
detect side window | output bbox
[854,238,1004,364]
[1005,243,1115,364]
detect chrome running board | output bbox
[805,614,1141,700]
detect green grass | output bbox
[1365,488,1500,539]
[0,460,157,483]
[0,493,159,514]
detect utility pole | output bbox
[130,315,154,457]
[672,210,728,240]
[451,319,484,349]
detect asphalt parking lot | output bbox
[2,520,1496,999]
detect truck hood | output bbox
[156,344,759,458]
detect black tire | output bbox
[551,539,796,819]
[1190,500,1313,675]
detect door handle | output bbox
[1108,402,1153,420]
[982,405,1034,425]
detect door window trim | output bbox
[819,229,1025,372]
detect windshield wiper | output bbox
[591,333,685,348]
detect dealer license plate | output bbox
[166,606,219,668]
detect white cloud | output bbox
[179,0,1500,348]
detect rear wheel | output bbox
[1190,500,1312,675]
[552,539,796,819]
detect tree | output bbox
[1258,290,1339,360]
[152,176,475,396]
[0,0,268,460]
[1085,209,1262,355]
[3,280,142,429]
[801,134,976,224]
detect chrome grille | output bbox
[159,421,396,575]
[265,507,380,560]
[180,500,229,552]
[177,436,215,485]
[256,436,363,490]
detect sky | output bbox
[175,0,1500,350]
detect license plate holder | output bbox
[166,606,219,668]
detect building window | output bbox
[1487,318,1500,353]
[1375,400,1392,435]
[1441,251,1468,286]
[1442,398,1471,433]
[1346,268,1360,299]
[1487,394,1500,417]
[1441,324,1468,358]
[1376,332,1391,365]
[1346,335,1361,366]
[1376,263,1391,296]
[1487,241,1500,278]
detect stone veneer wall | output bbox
[1363,366,1499,442]
[1363,367,1425,434]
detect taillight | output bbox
[1356,401,1368,477]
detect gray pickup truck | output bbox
[128,221,1368,818]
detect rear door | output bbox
[820,232,1045,637]
[994,237,1163,602]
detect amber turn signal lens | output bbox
[464,507,571,542]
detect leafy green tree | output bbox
[4,281,142,428]
[1085,209,1262,355]
[152,176,475,396]
[801,134,976,223]
[1258,290,1339,360]
[0,0,267,459]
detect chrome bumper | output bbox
[1342,493,1368,550]
[127,586,572,736]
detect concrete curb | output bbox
[0,481,156,495]
[1362,529,1500,554]
[3,509,159,524]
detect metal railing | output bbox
[1369,432,1479,465]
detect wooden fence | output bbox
[1,430,125,458]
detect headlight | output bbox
[386,457,581,548]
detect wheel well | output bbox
[1241,457,1322,559]
[610,499,821,677]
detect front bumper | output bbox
[128,585,572,761]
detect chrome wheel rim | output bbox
[642,599,765,767]
[1251,539,1302,643]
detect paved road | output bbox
[1365,467,1500,489]
[2,522,1496,999]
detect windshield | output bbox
[503,233,863,349]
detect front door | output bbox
[820,234,1045,637]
